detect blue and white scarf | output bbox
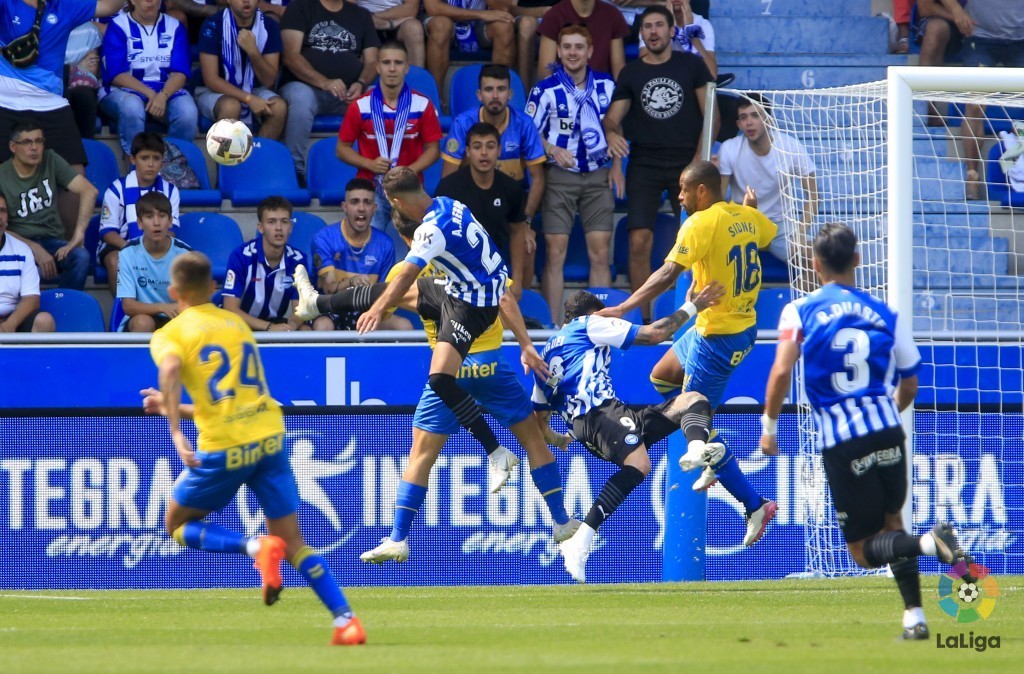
[122,170,170,238]
[371,83,412,196]
[672,23,705,54]
[221,8,268,122]
[552,63,607,164]
[450,0,480,53]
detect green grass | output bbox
[1,578,1021,673]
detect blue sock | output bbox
[530,462,569,525]
[711,445,764,513]
[293,546,351,618]
[390,481,428,542]
[172,521,247,554]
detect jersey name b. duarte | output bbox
[778,282,921,451]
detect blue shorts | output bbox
[671,325,758,408]
[414,351,534,435]
[172,433,300,520]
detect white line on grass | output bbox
[0,594,92,600]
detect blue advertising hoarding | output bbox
[0,410,1017,590]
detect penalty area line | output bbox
[0,594,93,600]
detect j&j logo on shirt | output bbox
[641,78,683,120]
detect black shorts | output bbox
[821,427,908,543]
[416,277,499,359]
[571,398,678,466]
[626,162,687,231]
[0,105,87,166]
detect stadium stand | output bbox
[518,288,553,329]
[83,214,105,285]
[289,211,329,260]
[164,137,222,207]
[39,289,105,332]
[586,287,642,325]
[448,63,527,118]
[306,138,359,205]
[82,139,119,206]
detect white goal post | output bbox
[707,66,1024,577]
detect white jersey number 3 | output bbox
[830,327,870,394]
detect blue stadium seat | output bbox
[519,288,553,328]
[613,213,680,282]
[39,289,105,332]
[760,250,789,284]
[164,137,222,206]
[290,211,328,260]
[109,297,125,332]
[755,287,792,330]
[177,212,245,282]
[83,214,106,284]
[587,287,642,325]
[424,158,443,196]
[406,65,450,131]
[218,138,311,206]
[311,115,344,133]
[448,64,527,119]
[83,139,119,205]
[651,273,694,321]
[307,137,358,205]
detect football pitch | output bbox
[1,577,1020,673]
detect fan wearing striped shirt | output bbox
[222,196,308,331]
[760,223,972,641]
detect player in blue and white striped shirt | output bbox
[222,196,307,331]
[760,223,971,640]
[296,166,547,490]
[532,285,726,582]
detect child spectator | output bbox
[116,191,192,332]
[99,132,181,295]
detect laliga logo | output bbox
[938,560,999,623]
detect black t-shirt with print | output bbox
[435,167,525,262]
[612,51,713,169]
[280,0,380,85]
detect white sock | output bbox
[332,612,356,627]
[576,522,597,550]
[903,607,926,628]
[686,439,706,455]
[919,532,937,556]
[245,537,261,558]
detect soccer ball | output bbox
[958,582,980,603]
[205,118,253,166]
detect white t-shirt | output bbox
[355,0,405,13]
[717,130,815,236]
[0,233,40,316]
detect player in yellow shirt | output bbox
[600,160,778,546]
[143,251,365,646]
[292,218,580,565]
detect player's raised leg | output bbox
[508,414,579,541]
[292,264,419,322]
[361,428,446,564]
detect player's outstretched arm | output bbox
[356,262,421,334]
[498,292,550,378]
[597,260,685,319]
[157,357,200,468]
[760,340,799,456]
[633,280,724,345]
[140,387,195,419]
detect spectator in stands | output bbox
[197,0,288,141]
[509,0,556,90]
[280,0,380,184]
[535,0,630,83]
[437,122,528,299]
[65,21,103,142]
[357,0,425,67]
[718,95,818,289]
[892,0,913,54]
[0,121,95,290]
[309,178,411,330]
[528,25,620,323]
[423,0,515,101]
[957,0,1024,200]
[99,0,198,156]
[98,132,181,295]
[337,40,442,244]
[222,195,309,331]
[116,191,192,331]
[442,63,545,288]
[636,0,716,77]
[258,0,289,21]
[917,1,970,125]
[0,193,55,333]
[604,5,714,320]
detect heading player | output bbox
[760,224,971,640]
[600,160,777,543]
[143,251,365,646]
[533,283,724,582]
[298,166,548,493]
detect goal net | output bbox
[733,68,1023,577]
